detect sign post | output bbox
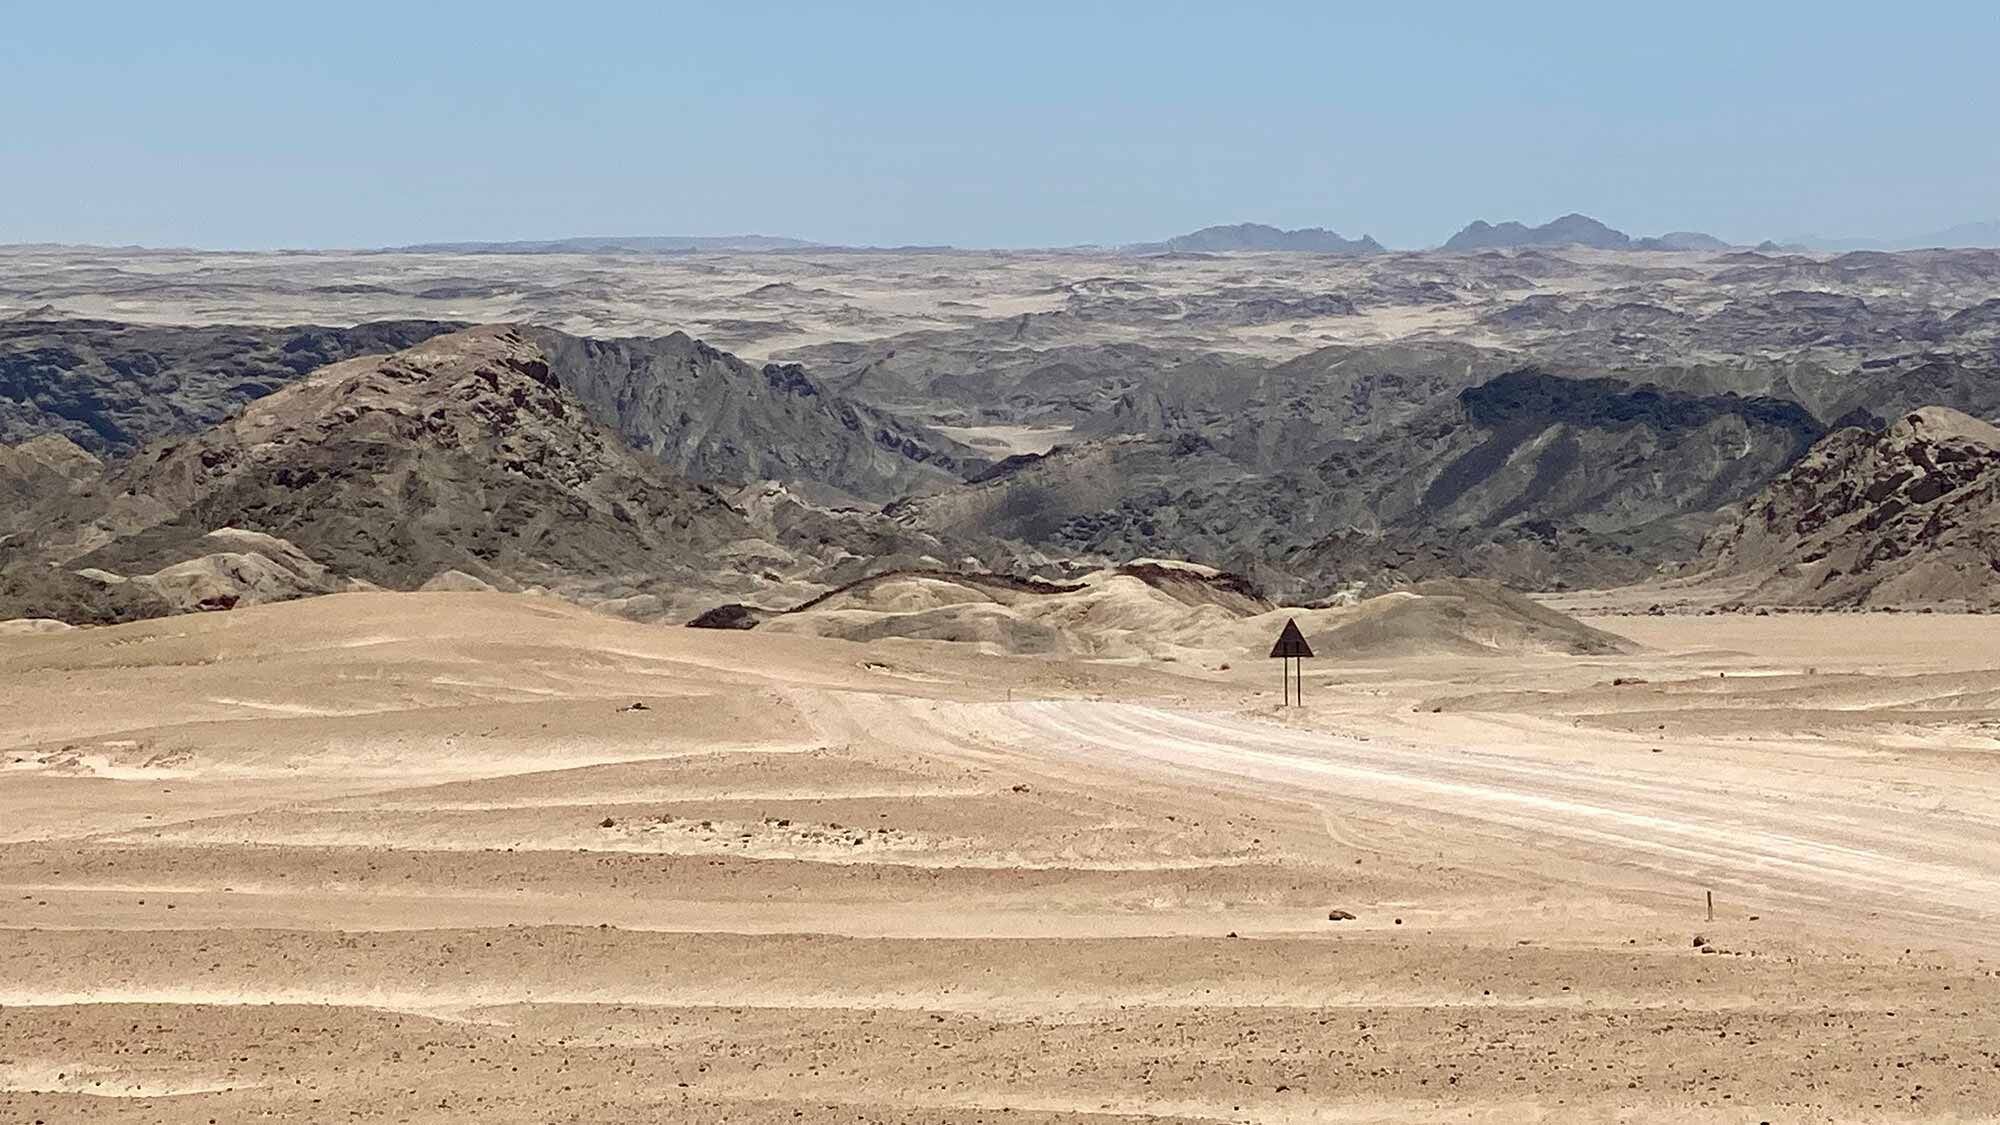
[1268,618,1315,706]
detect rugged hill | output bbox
[1443,214,1633,251]
[527,328,982,502]
[0,434,100,539]
[1441,216,1729,254]
[0,316,979,506]
[1127,223,1384,255]
[885,435,1259,561]
[1081,341,1519,468]
[892,367,1825,595]
[1693,406,2000,606]
[1633,231,1733,252]
[17,327,759,601]
[0,317,458,454]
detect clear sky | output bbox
[4,1,1995,250]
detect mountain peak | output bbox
[1442,214,1631,252]
[1129,223,1383,255]
[51,325,751,592]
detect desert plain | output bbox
[4,591,1999,1123]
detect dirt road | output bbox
[907,699,2000,950]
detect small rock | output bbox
[1327,910,1356,921]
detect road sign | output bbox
[1269,618,1314,659]
[1269,618,1314,705]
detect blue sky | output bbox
[3,1,1995,249]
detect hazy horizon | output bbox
[5,1,1997,251]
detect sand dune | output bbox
[761,566,1626,660]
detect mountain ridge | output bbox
[1126,223,1384,255]
[1441,214,1733,253]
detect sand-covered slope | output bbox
[758,565,1630,660]
[1695,406,2000,606]
[6,589,2000,1122]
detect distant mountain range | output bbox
[365,218,2000,257]
[1124,223,1384,255]
[1789,221,2000,252]
[1440,214,1732,253]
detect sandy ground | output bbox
[4,592,2000,1121]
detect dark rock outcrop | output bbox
[0,317,460,454]
[1695,407,2000,606]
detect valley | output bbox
[6,239,1999,619]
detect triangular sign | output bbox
[1268,618,1314,659]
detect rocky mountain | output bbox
[1442,214,1633,252]
[1633,231,1733,252]
[0,328,784,623]
[0,317,458,454]
[29,326,753,588]
[0,434,100,538]
[0,316,981,507]
[0,326,998,625]
[889,366,1826,596]
[1081,341,1519,467]
[527,328,982,503]
[1127,223,1384,255]
[1693,406,2000,606]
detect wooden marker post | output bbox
[1268,618,1316,707]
